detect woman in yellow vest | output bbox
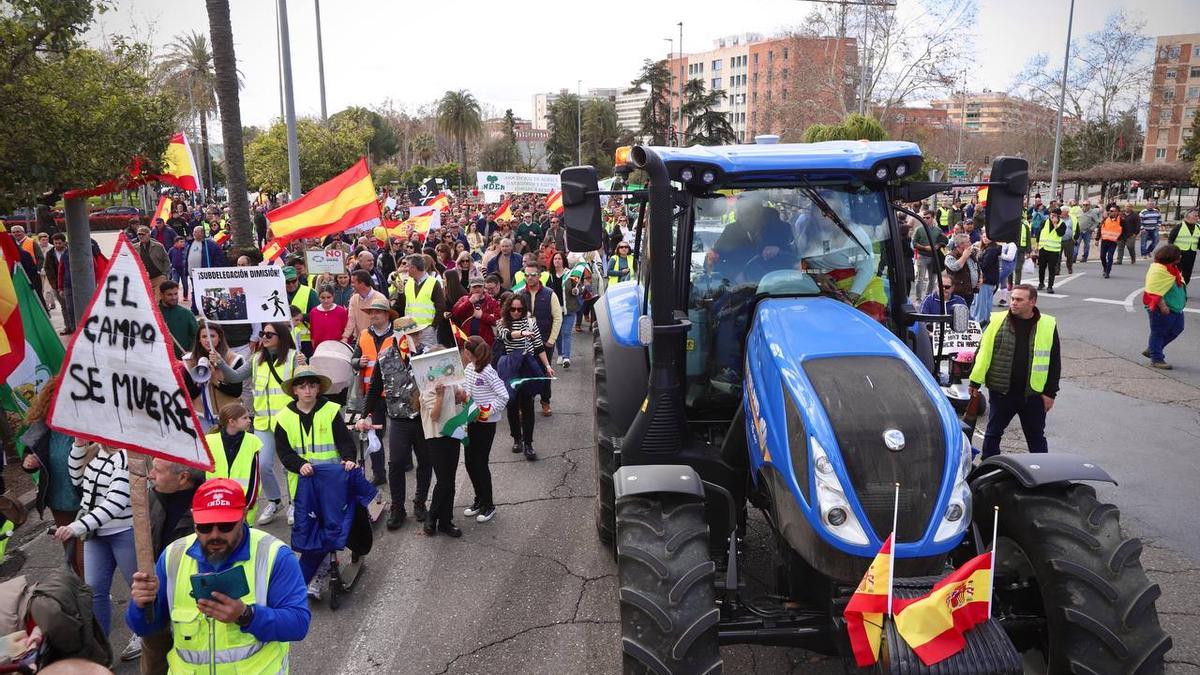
[1034,208,1066,294]
[605,242,635,283]
[204,403,261,525]
[250,322,304,527]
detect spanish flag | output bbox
[493,199,514,223]
[159,132,204,193]
[153,195,172,223]
[451,322,470,345]
[894,551,993,666]
[545,190,564,215]
[424,193,450,212]
[213,230,229,246]
[977,186,989,207]
[261,239,287,263]
[404,210,439,237]
[267,158,381,249]
[0,229,25,380]
[844,535,892,667]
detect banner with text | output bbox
[305,249,346,275]
[47,235,213,470]
[190,265,289,325]
[930,320,983,354]
[476,171,561,195]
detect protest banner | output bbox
[305,248,346,274]
[476,171,561,194]
[409,347,464,392]
[930,320,983,355]
[190,265,289,325]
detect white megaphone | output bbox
[193,357,212,384]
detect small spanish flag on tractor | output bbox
[545,190,563,215]
[493,199,514,223]
[843,534,893,667]
[894,550,994,666]
[153,196,172,223]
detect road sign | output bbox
[948,163,968,180]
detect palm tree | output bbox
[435,90,483,184]
[682,79,738,146]
[205,0,252,248]
[411,133,436,166]
[157,31,217,197]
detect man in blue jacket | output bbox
[127,478,310,672]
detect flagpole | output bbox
[988,506,999,617]
[886,482,899,617]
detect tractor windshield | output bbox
[685,183,895,412]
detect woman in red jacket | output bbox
[450,275,500,345]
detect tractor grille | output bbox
[802,356,945,543]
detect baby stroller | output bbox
[292,464,377,610]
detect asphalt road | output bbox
[3,233,1199,673]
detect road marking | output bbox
[1052,272,1084,288]
[1084,298,1130,307]
[1041,292,1070,298]
[1123,287,1145,311]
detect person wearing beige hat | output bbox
[350,298,398,485]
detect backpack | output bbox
[27,567,113,668]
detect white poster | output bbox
[482,190,505,204]
[190,265,289,325]
[305,248,346,274]
[930,320,983,354]
[48,236,213,470]
[476,171,561,194]
[409,347,464,392]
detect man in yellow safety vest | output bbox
[969,284,1061,459]
[126,478,311,674]
[1167,207,1198,284]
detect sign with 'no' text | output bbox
[48,235,213,470]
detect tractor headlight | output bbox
[895,162,908,178]
[874,166,890,181]
[679,167,695,182]
[811,436,870,546]
[701,170,717,184]
[935,431,974,543]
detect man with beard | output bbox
[126,478,310,673]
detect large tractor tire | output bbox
[975,479,1171,674]
[594,329,619,549]
[617,496,721,675]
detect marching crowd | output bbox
[3,188,640,673]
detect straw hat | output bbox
[392,316,425,335]
[361,297,399,320]
[282,367,332,395]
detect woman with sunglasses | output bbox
[496,294,554,460]
[183,321,250,431]
[250,322,304,526]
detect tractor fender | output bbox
[596,284,649,432]
[970,452,1116,490]
[613,465,706,502]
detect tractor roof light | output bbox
[895,162,908,178]
[810,436,870,546]
[679,166,695,182]
[874,166,890,181]
[614,146,633,168]
[701,170,717,184]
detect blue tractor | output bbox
[559,140,1170,673]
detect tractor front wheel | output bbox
[594,330,618,550]
[617,496,721,675]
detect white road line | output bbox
[1084,298,1130,306]
[1123,287,1145,311]
[1041,293,1070,298]
[1051,272,1084,288]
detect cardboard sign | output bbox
[48,235,213,471]
[190,265,289,325]
[476,171,561,194]
[305,248,345,274]
[409,347,464,392]
[930,320,983,355]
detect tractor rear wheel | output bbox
[975,479,1171,674]
[617,496,721,675]
[594,329,618,550]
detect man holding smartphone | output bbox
[126,478,311,673]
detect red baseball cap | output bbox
[192,478,247,525]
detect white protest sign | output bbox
[305,248,345,274]
[384,196,397,210]
[47,236,213,470]
[482,190,505,204]
[409,347,464,392]
[930,320,983,354]
[476,171,561,194]
[190,265,289,325]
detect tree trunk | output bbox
[198,112,212,202]
[206,0,252,250]
[458,136,467,188]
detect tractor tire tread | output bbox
[594,332,618,549]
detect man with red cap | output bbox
[126,478,310,673]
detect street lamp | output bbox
[577,79,582,166]
[1048,0,1076,201]
[665,38,673,145]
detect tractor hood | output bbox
[744,297,970,566]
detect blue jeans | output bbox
[1147,309,1185,363]
[85,528,136,636]
[1100,240,1118,275]
[254,429,284,502]
[972,284,996,325]
[1140,229,1159,257]
[1077,230,1092,261]
[556,312,576,358]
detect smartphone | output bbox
[190,566,250,601]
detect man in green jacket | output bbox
[159,280,198,358]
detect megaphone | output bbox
[193,357,212,384]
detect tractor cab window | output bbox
[684,184,894,412]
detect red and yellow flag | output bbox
[844,535,892,667]
[261,240,287,263]
[266,158,381,250]
[493,199,514,223]
[0,228,26,380]
[545,190,563,215]
[451,322,470,345]
[424,193,450,212]
[153,196,172,223]
[977,186,989,207]
[213,230,230,246]
[894,551,993,666]
[159,132,203,192]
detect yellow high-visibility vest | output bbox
[275,400,342,499]
[404,276,437,329]
[203,431,262,525]
[971,311,1057,393]
[252,352,297,432]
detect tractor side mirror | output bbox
[983,156,1029,243]
[560,166,604,252]
[951,303,971,334]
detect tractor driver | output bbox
[793,201,889,322]
[705,194,796,282]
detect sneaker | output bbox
[464,501,482,517]
[1037,283,1045,290]
[476,506,496,523]
[120,636,143,662]
[256,501,280,526]
[562,358,571,369]
[287,504,295,526]
[307,576,323,600]
[555,355,564,365]
[1149,361,1173,370]
[512,440,523,453]
[437,523,463,538]
[1142,349,1152,358]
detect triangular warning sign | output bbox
[47,234,213,471]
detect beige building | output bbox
[1144,33,1200,163]
[531,88,622,130]
[929,91,1061,135]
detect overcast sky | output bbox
[91,0,1196,131]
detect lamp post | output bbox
[314,0,327,120]
[577,80,582,166]
[277,0,301,199]
[678,22,684,141]
[665,38,673,145]
[1048,0,1076,201]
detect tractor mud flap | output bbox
[877,577,1021,675]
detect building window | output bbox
[1168,45,1181,60]
[768,51,774,62]
[766,90,772,102]
[1155,148,1167,159]
[1167,68,1178,79]
[753,53,758,65]
[1159,108,1173,123]
[783,47,789,60]
[1189,86,1200,100]
[751,111,757,123]
[712,77,721,89]
[712,60,721,71]
[730,57,736,69]
[1191,66,1200,78]
[1163,89,1175,102]
[781,89,788,101]
[1184,127,1194,140]
[1195,46,1200,57]
[752,92,757,103]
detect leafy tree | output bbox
[156,31,220,198]
[372,163,402,186]
[206,0,251,247]
[244,117,372,192]
[1178,112,1200,163]
[802,114,888,142]
[330,106,400,163]
[681,79,737,146]
[545,93,582,172]
[435,90,483,183]
[502,108,517,144]
[628,59,672,144]
[400,162,460,189]
[410,133,436,166]
[479,137,520,172]
[581,100,619,175]
[0,0,102,89]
